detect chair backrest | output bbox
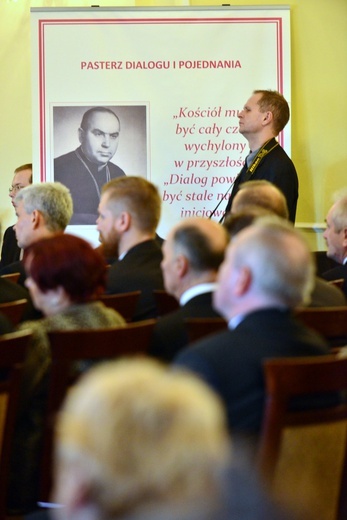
[98,291,141,322]
[153,290,179,316]
[39,319,156,501]
[258,355,347,520]
[295,306,347,347]
[0,298,28,326]
[185,317,228,344]
[0,272,21,284]
[0,330,32,517]
[327,278,345,290]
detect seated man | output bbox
[97,176,164,320]
[0,182,73,287]
[1,163,32,268]
[150,217,228,361]
[174,218,330,436]
[322,190,347,297]
[53,358,231,520]
[227,180,346,307]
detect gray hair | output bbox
[331,189,347,232]
[172,223,228,274]
[232,217,314,307]
[15,182,73,231]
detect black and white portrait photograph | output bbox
[53,104,148,225]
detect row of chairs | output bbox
[0,322,346,519]
[185,306,347,348]
[0,320,157,517]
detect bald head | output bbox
[232,180,289,220]
[161,217,229,299]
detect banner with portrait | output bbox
[31,6,291,244]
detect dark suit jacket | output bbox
[0,277,41,321]
[0,313,13,334]
[0,260,26,287]
[174,308,329,434]
[149,291,222,361]
[322,264,347,297]
[106,239,164,321]
[310,276,346,306]
[0,225,20,268]
[54,146,125,224]
[225,139,299,222]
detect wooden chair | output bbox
[0,298,28,326]
[39,319,156,501]
[295,306,347,347]
[327,278,345,291]
[258,355,347,520]
[185,317,228,344]
[153,290,179,316]
[0,272,21,284]
[0,330,32,518]
[98,291,141,322]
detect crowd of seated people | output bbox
[50,357,296,520]
[6,233,125,514]
[0,165,346,518]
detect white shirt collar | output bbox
[179,283,217,306]
[228,314,246,330]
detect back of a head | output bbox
[254,89,290,135]
[223,206,273,239]
[232,217,314,308]
[15,182,73,231]
[173,218,229,273]
[232,180,289,220]
[14,163,33,183]
[54,358,230,517]
[102,176,161,234]
[23,233,107,303]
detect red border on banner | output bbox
[37,17,284,181]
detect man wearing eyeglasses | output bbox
[0,163,32,268]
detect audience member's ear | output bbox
[342,227,347,246]
[234,266,252,297]
[32,209,42,229]
[176,254,189,279]
[116,211,131,232]
[54,464,93,517]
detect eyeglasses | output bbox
[9,184,25,194]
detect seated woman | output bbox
[8,234,126,515]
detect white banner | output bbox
[31,6,291,244]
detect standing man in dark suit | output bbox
[0,163,32,268]
[174,218,329,435]
[149,217,229,361]
[97,176,164,321]
[322,190,347,296]
[54,107,125,225]
[224,90,298,222]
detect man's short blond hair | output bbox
[102,176,161,234]
[55,358,230,517]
